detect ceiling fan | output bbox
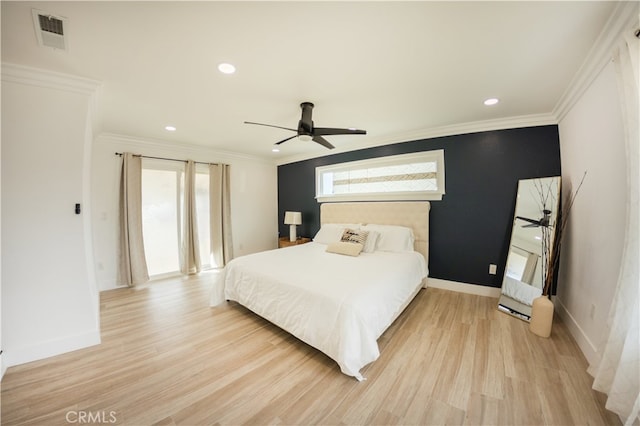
[516,209,552,228]
[244,102,366,149]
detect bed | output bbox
[209,201,430,380]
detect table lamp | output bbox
[284,211,302,242]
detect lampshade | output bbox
[284,211,302,225]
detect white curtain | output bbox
[118,152,149,287]
[180,160,201,275]
[588,28,640,425]
[210,164,233,267]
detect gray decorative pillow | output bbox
[341,228,369,246]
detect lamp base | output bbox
[289,225,297,242]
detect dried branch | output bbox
[542,171,587,296]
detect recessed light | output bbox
[272,147,280,153]
[218,63,236,74]
[484,98,499,106]
[165,125,177,132]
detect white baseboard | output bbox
[554,297,600,367]
[3,330,101,370]
[98,278,121,291]
[426,277,502,298]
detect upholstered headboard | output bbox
[320,201,430,263]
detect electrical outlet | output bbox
[489,264,497,275]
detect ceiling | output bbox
[1,1,619,163]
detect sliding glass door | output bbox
[141,160,212,278]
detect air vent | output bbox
[39,15,64,36]
[32,9,67,50]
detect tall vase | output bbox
[529,295,554,337]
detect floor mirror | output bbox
[498,176,561,321]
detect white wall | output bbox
[92,134,278,291]
[0,62,277,371]
[556,60,627,365]
[1,64,101,369]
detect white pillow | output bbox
[313,223,360,244]
[361,230,379,253]
[361,224,414,252]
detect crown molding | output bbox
[96,132,274,166]
[276,113,557,166]
[1,62,101,96]
[553,1,640,121]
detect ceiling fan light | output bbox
[299,134,312,142]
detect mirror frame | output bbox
[498,176,561,321]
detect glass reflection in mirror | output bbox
[498,176,561,321]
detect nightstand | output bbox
[278,237,311,248]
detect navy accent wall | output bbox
[277,125,561,288]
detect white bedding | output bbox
[210,242,427,380]
[502,275,542,305]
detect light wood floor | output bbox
[2,272,620,425]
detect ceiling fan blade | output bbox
[274,135,299,145]
[313,127,367,136]
[515,216,540,225]
[247,103,363,150]
[312,135,335,149]
[244,121,297,132]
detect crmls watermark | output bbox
[65,410,118,424]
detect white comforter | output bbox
[502,276,542,305]
[210,242,427,380]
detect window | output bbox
[316,150,445,202]
[505,251,528,281]
[141,160,212,278]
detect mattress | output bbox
[211,241,427,380]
